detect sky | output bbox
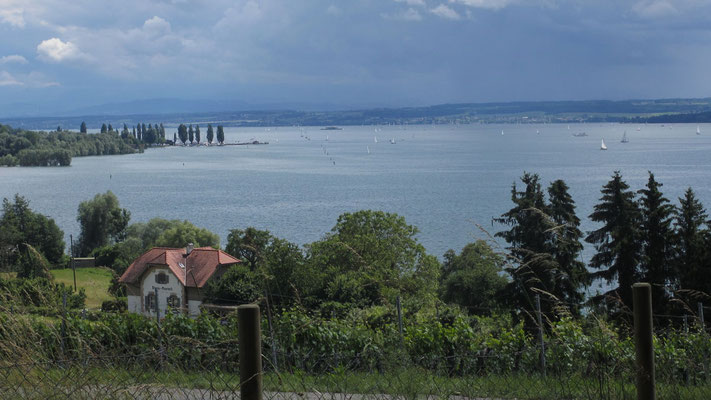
[1,0,711,115]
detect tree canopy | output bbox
[76,191,131,256]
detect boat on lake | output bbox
[572,132,588,137]
[321,126,342,130]
[601,139,607,150]
[697,125,701,135]
[621,131,629,143]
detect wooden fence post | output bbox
[238,304,262,400]
[633,283,655,400]
[535,294,546,376]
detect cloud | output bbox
[37,38,87,62]
[0,55,28,64]
[0,7,24,27]
[632,0,679,18]
[142,16,171,36]
[430,4,461,19]
[394,0,427,6]
[0,71,23,86]
[382,8,423,21]
[451,0,517,10]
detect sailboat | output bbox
[621,131,629,143]
[367,146,370,154]
[536,129,540,135]
[697,125,701,135]
[601,139,608,150]
[374,136,378,143]
[501,130,504,136]
[390,138,396,144]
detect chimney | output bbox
[186,243,194,255]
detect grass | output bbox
[51,267,114,309]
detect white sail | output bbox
[601,139,607,150]
[697,125,701,135]
[367,146,370,154]
[621,131,628,143]
[501,130,504,135]
[374,136,378,143]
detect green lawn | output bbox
[51,267,114,309]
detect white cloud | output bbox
[382,8,423,21]
[431,4,461,19]
[142,16,171,36]
[0,71,23,86]
[395,0,427,6]
[37,38,87,62]
[0,7,24,27]
[0,54,28,64]
[451,0,516,10]
[632,0,679,18]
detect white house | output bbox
[119,244,240,317]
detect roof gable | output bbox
[119,247,240,288]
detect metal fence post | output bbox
[535,294,546,376]
[633,283,655,400]
[238,304,262,400]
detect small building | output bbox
[119,244,240,317]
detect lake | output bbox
[2,123,710,293]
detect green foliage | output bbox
[0,194,65,268]
[188,124,194,143]
[178,124,188,145]
[586,171,642,310]
[76,191,131,256]
[0,276,85,313]
[216,125,225,144]
[195,124,201,144]
[440,241,507,315]
[674,188,709,297]
[206,123,214,144]
[152,220,220,248]
[203,264,261,304]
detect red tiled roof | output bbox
[119,247,240,288]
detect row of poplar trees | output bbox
[175,123,224,145]
[78,121,167,144]
[496,171,709,323]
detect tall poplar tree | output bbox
[586,171,642,310]
[178,124,188,145]
[207,124,214,144]
[188,124,194,144]
[217,125,225,144]
[101,123,108,133]
[80,121,87,133]
[195,125,201,144]
[637,172,675,312]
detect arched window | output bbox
[155,272,169,284]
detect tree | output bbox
[159,123,165,142]
[440,241,507,315]
[76,191,131,256]
[132,126,136,138]
[306,210,439,311]
[178,124,188,145]
[80,121,87,133]
[108,123,113,132]
[586,171,642,310]
[495,173,555,315]
[225,227,272,271]
[207,124,214,144]
[101,124,107,133]
[637,172,675,312]
[173,132,177,144]
[546,179,587,313]
[195,125,201,144]
[152,220,220,248]
[188,124,194,144]
[674,188,709,296]
[56,126,61,132]
[0,194,65,268]
[217,125,225,144]
[121,124,129,139]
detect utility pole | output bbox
[70,234,76,292]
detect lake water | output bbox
[2,123,710,287]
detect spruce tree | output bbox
[188,124,194,144]
[547,179,587,313]
[674,188,708,295]
[637,172,675,312]
[195,125,201,144]
[207,124,214,144]
[495,172,555,316]
[586,171,642,310]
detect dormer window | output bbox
[155,272,169,284]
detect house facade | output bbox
[119,244,240,317]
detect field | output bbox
[51,267,114,309]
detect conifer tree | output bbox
[108,123,113,132]
[101,123,108,133]
[637,172,675,311]
[207,124,214,144]
[495,172,555,315]
[173,132,177,144]
[195,125,201,144]
[586,171,642,309]
[188,124,194,144]
[56,126,61,132]
[547,179,587,312]
[80,121,87,133]
[674,188,708,295]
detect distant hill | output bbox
[4,97,711,130]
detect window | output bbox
[167,294,180,308]
[145,292,156,311]
[155,272,169,284]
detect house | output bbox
[119,244,240,317]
